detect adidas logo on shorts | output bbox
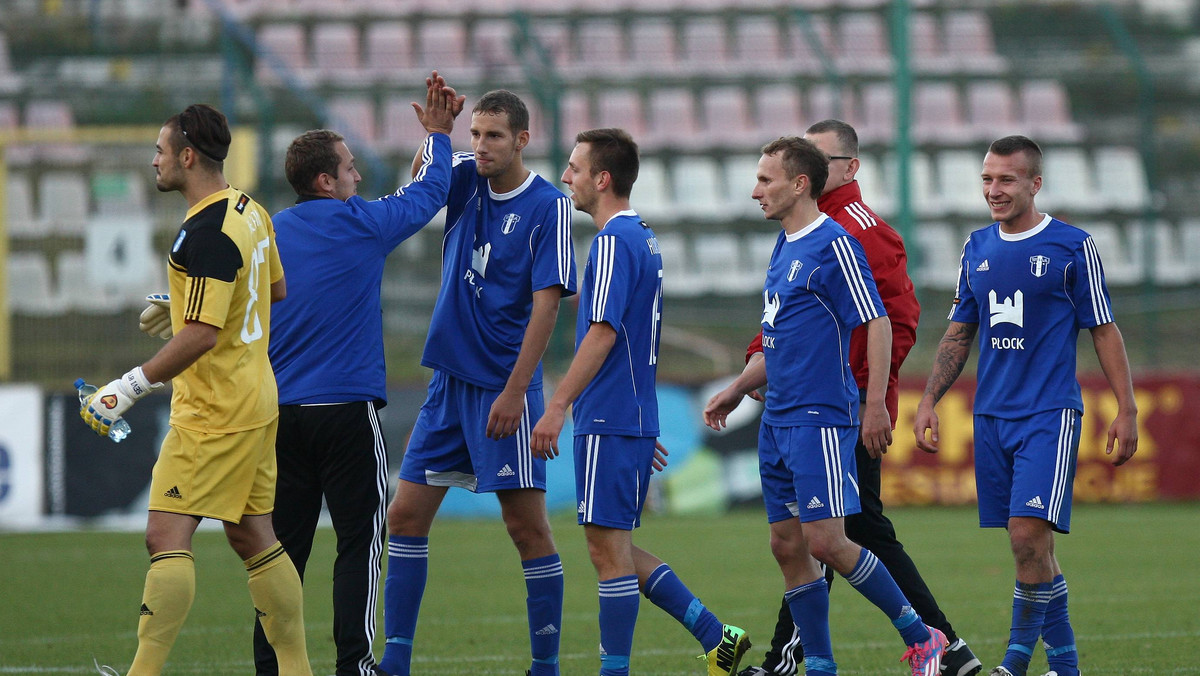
[139,603,153,616]
[497,464,515,477]
[164,486,182,499]
[806,496,825,510]
[1025,495,1046,509]
[578,501,585,514]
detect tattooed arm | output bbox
[913,321,978,453]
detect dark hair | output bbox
[805,118,859,158]
[575,128,639,198]
[988,134,1043,177]
[285,130,346,196]
[472,89,530,134]
[165,104,231,169]
[761,136,828,198]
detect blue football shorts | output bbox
[574,434,656,530]
[974,409,1081,533]
[758,422,861,524]
[398,370,546,493]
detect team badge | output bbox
[172,229,187,253]
[501,213,521,235]
[1030,255,1050,277]
[787,259,803,282]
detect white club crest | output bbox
[501,213,521,235]
[1030,255,1050,278]
[787,259,803,282]
[988,289,1024,327]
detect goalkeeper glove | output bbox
[138,293,172,340]
[80,366,163,437]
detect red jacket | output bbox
[745,180,920,424]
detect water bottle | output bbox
[75,378,132,443]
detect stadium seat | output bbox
[328,97,378,145]
[909,12,952,74]
[1040,147,1095,213]
[532,89,590,151]
[722,154,762,218]
[701,88,757,151]
[311,22,362,82]
[379,95,427,153]
[671,156,725,219]
[417,20,477,81]
[787,15,836,75]
[256,22,309,85]
[572,18,625,76]
[1020,80,1082,142]
[913,81,969,144]
[732,16,786,73]
[472,21,518,73]
[754,83,804,137]
[805,83,857,128]
[884,150,937,217]
[1149,220,1192,284]
[1180,218,1200,278]
[38,171,90,236]
[943,10,1007,73]
[680,17,729,75]
[23,99,89,164]
[1086,221,1142,285]
[965,80,1020,141]
[913,222,965,288]
[854,152,893,216]
[57,250,125,314]
[934,150,986,215]
[655,232,704,297]
[836,13,892,74]
[364,22,415,80]
[644,89,700,151]
[744,231,779,276]
[1094,146,1150,212]
[859,83,896,143]
[6,252,66,316]
[694,233,754,294]
[628,18,680,76]
[0,101,16,130]
[595,88,646,138]
[0,30,19,93]
[631,157,671,221]
[5,173,40,238]
[527,20,571,70]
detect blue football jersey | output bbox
[760,215,886,427]
[573,211,663,438]
[422,154,577,391]
[950,215,1114,418]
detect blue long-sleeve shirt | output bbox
[268,132,451,405]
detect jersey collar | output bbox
[785,213,831,242]
[489,169,538,201]
[998,213,1052,241]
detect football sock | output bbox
[245,543,312,676]
[842,548,931,646]
[598,575,640,676]
[1041,575,1078,675]
[1003,580,1052,676]
[522,553,564,676]
[127,550,194,676]
[784,578,836,676]
[379,536,428,676]
[643,563,723,652]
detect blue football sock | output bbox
[379,536,428,676]
[523,553,564,676]
[1041,575,1078,675]
[598,575,640,676]
[1003,580,1052,676]
[644,563,724,652]
[842,548,931,646]
[784,578,836,676]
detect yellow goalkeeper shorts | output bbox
[148,419,278,523]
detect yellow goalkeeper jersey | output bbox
[166,187,283,433]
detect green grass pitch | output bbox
[2,503,1197,675]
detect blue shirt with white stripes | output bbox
[950,214,1114,418]
[760,214,886,427]
[422,153,577,391]
[573,211,662,437]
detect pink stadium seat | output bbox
[858,83,895,143]
[529,20,572,71]
[628,18,679,75]
[755,84,804,135]
[701,86,758,149]
[644,89,699,151]
[417,20,476,79]
[364,22,414,80]
[1019,80,1082,142]
[595,89,646,138]
[787,15,836,75]
[24,100,89,164]
[805,83,858,128]
[909,12,952,74]
[680,17,729,74]
[311,23,361,80]
[836,13,891,74]
[732,16,786,71]
[256,23,308,85]
[573,18,626,76]
[472,21,517,71]
[328,98,378,145]
[557,90,592,148]
[943,10,1006,73]
[913,82,969,144]
[0,30,20,93]
[965,80,1020,140]
[380,96,427,153]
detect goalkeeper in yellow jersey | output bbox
[80,103,312,676]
